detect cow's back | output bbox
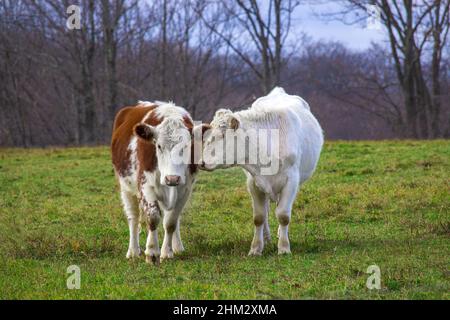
[281,102,323,184]
[254,90,323,183]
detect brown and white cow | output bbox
[111,101,197,264]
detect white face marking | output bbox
[154,102,191,121]
[201,124,281,175]
[136,102,194,187]
[153,118,191,186]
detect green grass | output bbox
[0,141,449,299]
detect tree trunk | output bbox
[79,0,97,144]
[160,0,168,100]
[101,0,118,132]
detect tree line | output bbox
[0,0,449,147]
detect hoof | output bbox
[160,250,174,261]
[146,254,160,265]
[172,243,185,255]
[126,247,141,259]
[249,240,264,256]
[145,247,160,265]
[248,249,263,256]
[278,248,291,255]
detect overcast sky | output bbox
[291,2,387,50]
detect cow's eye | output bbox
[157,144,162,150]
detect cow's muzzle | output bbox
[165,175,181,186]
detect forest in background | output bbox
[0,0,449,147]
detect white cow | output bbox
[199,87,323,255]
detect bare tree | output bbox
[199,0,300,94]
[429,0,450,137]
[100,0,139,135]
[28,0,100,144]
[335,0,450,138]
[1,0,448,146]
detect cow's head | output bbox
[197,109,241,171]
[134,118,191,186]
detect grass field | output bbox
[0,141,449,299]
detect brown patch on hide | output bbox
[111,104,158,176]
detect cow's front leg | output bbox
[144,200,161,264]
[160,210,179,261]
[172,218,184,254]
[121,190,141,259]
[247,177,269,256]
[275,172,299,255]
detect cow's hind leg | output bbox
[276,172,299,255]
[121,190,141,259]
[247,177,270,256]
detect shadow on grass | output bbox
[6,230,439,262]
[186,236,438,259]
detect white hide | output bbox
[203,87,324,255]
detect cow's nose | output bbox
[165,175,180,186]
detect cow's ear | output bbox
[134,123,156,141]
[228,116,239,130]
